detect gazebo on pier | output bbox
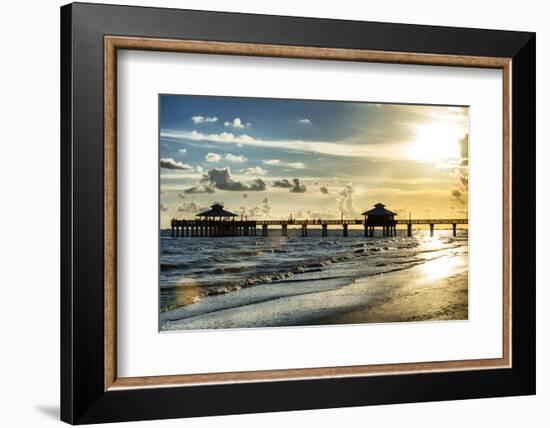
[362,203,397,237]
[171,203,257,237]
[196,203,237,220]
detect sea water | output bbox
[159,228,468,330]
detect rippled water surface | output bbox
[160,228,468,314]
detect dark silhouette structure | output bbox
[362,203,397,237]
[170,202,466,238]
[196,203,237,220]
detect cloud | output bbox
[195,165,203,173]
[305,208,336,219]
[184,167,266,193]
[320,186,329,194]
[240,166,267,175]
[451,133,469,205]
[224,118,250,129]
[272,179,293,188]
[262,159,305,169]
[191,115,218,124]
[299,118,311,124]
[451,188,466,204]
[160,203,168,212]
[337,183,359,217]
[224,153,247,163]
[271,178,306,193]
[177,200,209,213]
[160,158,193,170]
[287,162,305,169]
[183,183,216,194]
[162,130,406,160]
[178,148,187,155]
[458,134,468,160]
[166,130,254,145]
[289,178,307,193]
[239,197,272,218]
[205,152,221,163]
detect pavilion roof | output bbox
[196,203,237,217]
[361,203,396,216]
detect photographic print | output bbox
[159,95,469,331]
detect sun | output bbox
[407,123,462,163]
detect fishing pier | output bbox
[170,203,468,238]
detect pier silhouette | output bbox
[170,203,467,238]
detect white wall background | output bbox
[0,0,546,427]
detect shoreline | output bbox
[317,254,468,325]
[161,251,468,331]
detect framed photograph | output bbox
[61,2,535,424]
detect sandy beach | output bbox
[320,253,468,325]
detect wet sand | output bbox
[323,253,468,325]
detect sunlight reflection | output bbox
[419,255,460,281]
[175,277,202,306]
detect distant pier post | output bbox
[171,223,175,237]
[364,224,368,237]
[407,223,412,237]
[282,224,288,237]
[262,224,268,237]
[301,224,308,237]
[452,223,457,237]
[322,224,328,237]
[430,223,434,237]
[343,224,348,237]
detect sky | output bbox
[159,94,469,228]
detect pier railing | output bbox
[170,218,468,238]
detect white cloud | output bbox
[195,165,203,173]
[161,130,406,160]
[238,197,272,218]
[240,166,267,175]
[224,153,247,163]
[337,183,360,217]
[224,118,250,128]
[262,159,305,169]
[160,158,193,170]
[299,118,311,124]
[191,115,218,124]
[205,152,221,163]
[287,162,305,169]
[178,148,187,155]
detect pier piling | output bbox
[343,224,348,237]
[452,223,457,237]
[430,223,434,237]
[322,224,328,237]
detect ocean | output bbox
[159,228,468,331]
